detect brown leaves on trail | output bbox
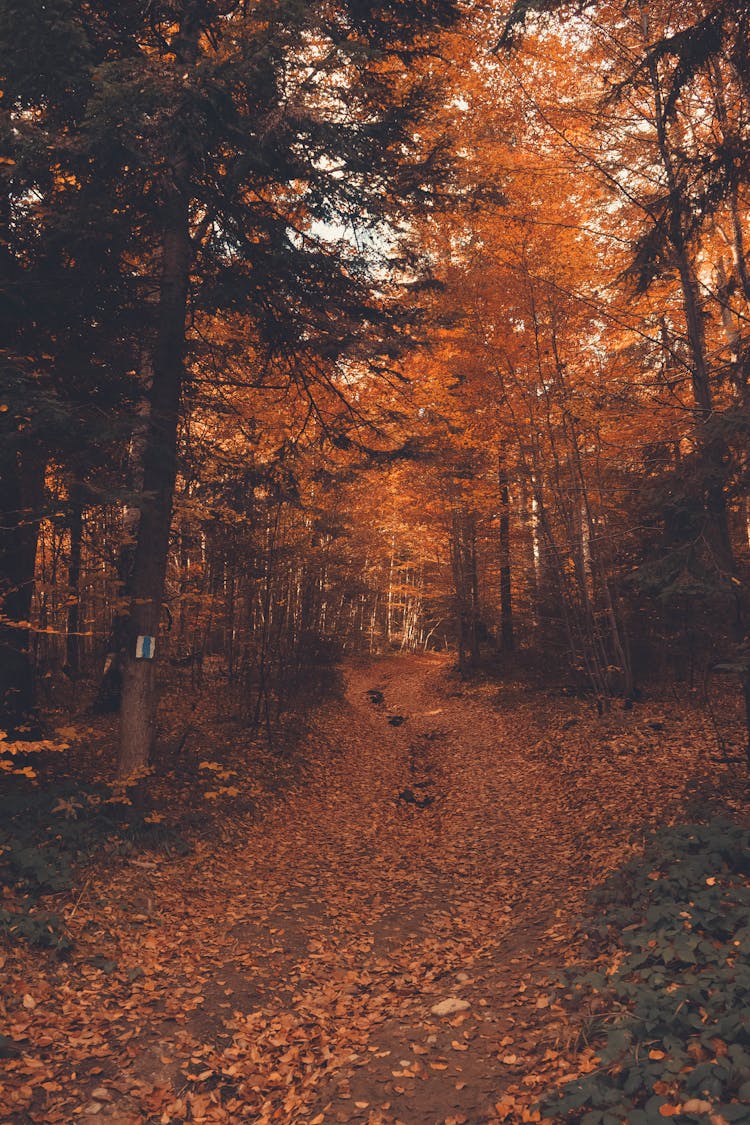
[1,656,744,1124]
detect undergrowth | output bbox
[0,775,190,952]
[545,820,750,1124]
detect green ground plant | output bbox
[546,821,750,1124]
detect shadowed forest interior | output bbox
[3,2,750,1124]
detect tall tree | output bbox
[0,0,136,728]
[1,0,460,772]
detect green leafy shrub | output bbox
[0,774,189,953]
[0,906,71,951]
[545,821,750,1124]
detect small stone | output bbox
[456,972,470,982]
[91,1087,112,1101]
[83,1103,103,1116]
[431,998,471,1017]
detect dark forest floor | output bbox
[1,655,749,1124]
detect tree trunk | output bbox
[92,388,151,714]
[65,481,84,678]
[0,449,45,729]
[468,514,480,666]
[118,185,192,778]
[498,460,514,653]
[450,508,466,673]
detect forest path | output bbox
[3,654,716,1125]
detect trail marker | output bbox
[136,635,155,660]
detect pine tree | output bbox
[1,0,460,770]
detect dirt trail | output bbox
[2,654,720,1124]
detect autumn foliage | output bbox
[2,1,750,1123]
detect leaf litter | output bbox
[1,654,747,1123]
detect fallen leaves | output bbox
[1,656,745,1124]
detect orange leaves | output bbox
[657,1104,722,1121]
[2,655,739,1125]
[0,727,73,779]
[493,1096,544,1123]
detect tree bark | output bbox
[118,184,192,778]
